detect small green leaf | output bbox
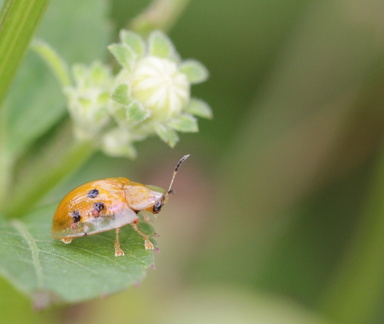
[108,44,135,71]
[155,124,179,147]
[101,128,137,159]
[168,114,198,133]
[180,60,209,84]
[103,142,137,159]
[0,206,155,306]
[126,100,150,123]
[108,101,127,124]
[90,61,112,87]
[120,30,145,59]
[72,63,89,87]
[185,98,213,119]
[148,31,179,61]
[111,84,131,106]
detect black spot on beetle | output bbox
[87,188,99,198]
[93,202,105,212]
[72,210,81,223]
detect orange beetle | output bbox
[52,155,189,256]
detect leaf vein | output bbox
[11,220,44,288]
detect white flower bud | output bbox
[130,56,190,121]
[106,30,212,150]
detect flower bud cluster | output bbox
[65,30,211,158]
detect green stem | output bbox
[31,39,71,87]
[129,0,191,36]
[5,140,95,219]
[0,0,51,108]
[320,148,384,324]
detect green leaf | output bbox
[0,206,155,306]
[180,60,209,84]
[6,54,66,158]
[37,1,111,63]
[120,30,145,59]
[89,61,112,87]
[126,100,150,123]
[155,124,179,147]
[108,44,135,72]
[168,114,198,133]
[71,63,88,86]
[148,31,179,61]
[111,84,131,106]
[4,0,111,159]
[101,128,137,159]
[5,140,95,219]
[104,144,137,159]
[108,101,127,124]
[185,98,213,119]
[0,0,50,108]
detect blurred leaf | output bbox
[6,140,95,218]
[5,54,64,159]
[108,43,135,71]
[155,124,179,147]
[120,30,145,59]
[0,277,56,323]
[168,114,198,133]
[148,30,179,62]
[112,84,131,105]
[0,206,155,306]
[185,98,212,119]
[0,0,50,108]
[126,100,150,123]
[101,128,138,159]
[4,0,111,159]
[36,0,110,63]
[180,59,208,84]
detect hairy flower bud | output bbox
[65,62,113,140]
[59,30,211,157]
[108,30,212,148]
[130,56,190,121]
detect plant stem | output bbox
[31,39,71,87]
[129,0,191,36]
[320,148,384,324]
[0,0,51,108]
[5,140,95,219]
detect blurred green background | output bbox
[2,0,384,323]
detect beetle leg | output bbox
[131,222,154,250]
[114,227,125,257]
[61,238,72,244]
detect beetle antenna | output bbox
[164,154,190,202]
